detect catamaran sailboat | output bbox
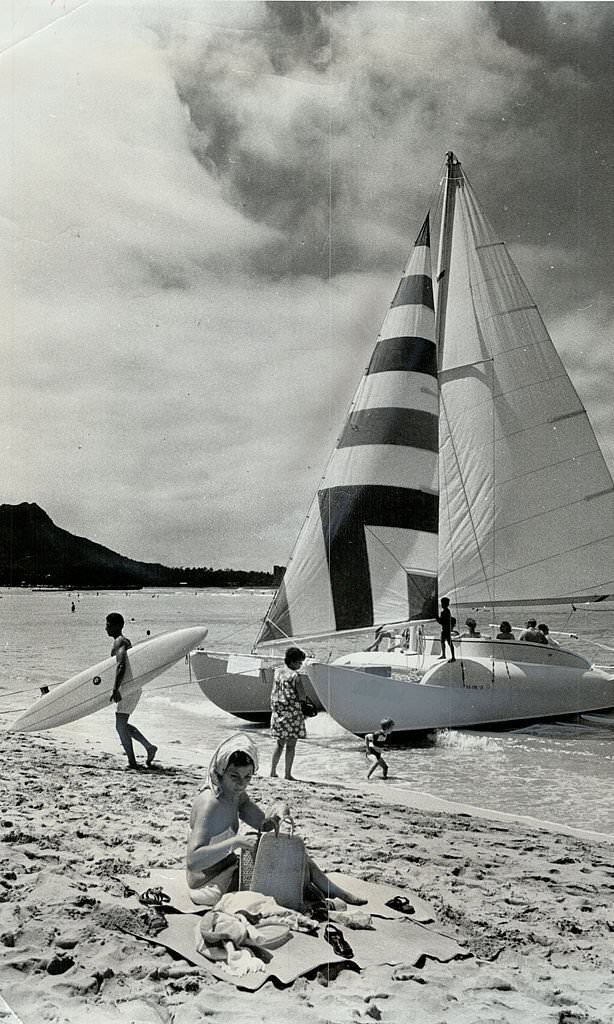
[191,152,614,733]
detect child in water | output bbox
[365,718,395,779]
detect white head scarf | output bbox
[207,733,260,798]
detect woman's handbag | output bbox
[300,697,318,718]
[240,822,308,911]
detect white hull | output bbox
[10,627,209,733]
[190,649,323,723]
[307,638,614,735]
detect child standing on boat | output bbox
[365,718,395,779]
[436,596,456,661]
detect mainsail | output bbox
[436,155,614,607]
[256,216,439,644]
[257,153,614,647]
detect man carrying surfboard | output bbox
[106,612,158,771]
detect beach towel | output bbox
[140,910,469,990]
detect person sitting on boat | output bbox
[436,596,456,662]
[496,621,515,640]
[365,718,395,780]
[186,733,366,907]
[519,619,547,644]
[538,623,560,648]
[459,617,481,638]
[365,625,404,652]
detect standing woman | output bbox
[270,646,306,781]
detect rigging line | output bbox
[362,525,410,573]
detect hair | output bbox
[381,718,395,730]
[226,750,256,771]
[441,596,450,607]
[465,617,476,628]
[537,623,549,634]
[106,612,124,630]
[285,646,306,667]
[499,621,512,632]
[526,619,537,628]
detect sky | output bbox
[1,0,613,570]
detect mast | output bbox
[435,151,463,368]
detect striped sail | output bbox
[437,163,614,607]
[256,218,439,644]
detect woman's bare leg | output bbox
[306,858,367,905]
[270,740,285,777]
[284,738,297,779]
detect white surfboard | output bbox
[8,626,208,733]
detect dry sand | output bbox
[1,730,613,1024]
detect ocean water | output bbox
[1,587,614,836]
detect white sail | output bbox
[256,217,439,645]
[437,160,614,607]
[257,153,614,648]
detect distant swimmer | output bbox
[106,612,158,771]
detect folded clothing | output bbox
[195,908,292,976]
[216,890,316,933]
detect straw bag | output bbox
[240,823,308,911]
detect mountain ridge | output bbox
[0,503,281,588]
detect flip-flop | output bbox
[139,886,171,907]
[384,895,415,915]
[323,923,354,959]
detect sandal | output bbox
[323,923,354,959]
[139,886,171,907]
[308,901,330,923]
[384,895,415,915]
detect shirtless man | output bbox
[106,612,157,770]
[518,619,547,644]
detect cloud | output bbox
[2,0,613,568]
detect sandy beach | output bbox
[0,730,613,1024]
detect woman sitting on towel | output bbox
[187,733,366,907]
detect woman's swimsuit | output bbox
[188,826,240,907]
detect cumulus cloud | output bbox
[2,0,613,568]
